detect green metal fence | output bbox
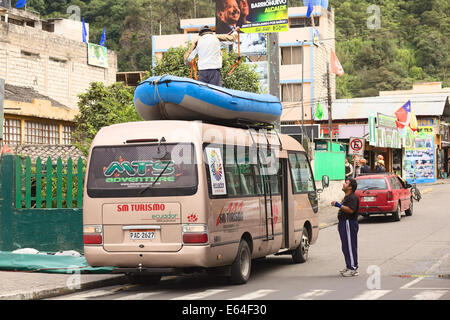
[15,156,84,209]
[1,154,85,252]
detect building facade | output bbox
[0,5,118,150]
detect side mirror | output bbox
[322,175,330,188]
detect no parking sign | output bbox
[349,137,365,156]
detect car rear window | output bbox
[87,143,198,197]
[356,178,388,190]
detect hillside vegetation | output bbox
[25,0,449,98]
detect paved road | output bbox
[51,183,450,301]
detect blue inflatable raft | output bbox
[134,75,282,124]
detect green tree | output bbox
[151,45,261,93]
[73,82,143,155]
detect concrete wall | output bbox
[0,21,117,110]
[316,179,345,209]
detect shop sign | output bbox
[377,113,397,129]
[369,112,376,145]
[374,127,402,149]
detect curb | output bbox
[0,275,127,300]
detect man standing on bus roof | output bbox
[331,178,360,277]
[184,25,240,87]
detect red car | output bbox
[355,173,413,221]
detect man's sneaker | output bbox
[339,267,349,275]
[341,269,359,277]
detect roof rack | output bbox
[198,118,277,131]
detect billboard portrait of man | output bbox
[217,0,288,34]
[216,0,241,34]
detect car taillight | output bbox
[182,224,208,244]
[387,191,393,201]
[83,225,103,245]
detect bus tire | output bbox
[229,240,251,285]
[292,227,309,263]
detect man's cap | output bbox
[199,25,212,35]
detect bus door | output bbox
[281,157,290,249]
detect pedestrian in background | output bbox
[345,157,353,178]
[331,178,360,277]
[375,159,386,173]
[360,159,371,174]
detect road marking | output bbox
[116,291,165,300]
[411,290,448,300]
[54,289,116,300]
[351,290,391,300]
[421,187,433,194]
[295,289,333,300]
[401,253,450,290]
[172,289,228,300]
[229,289,276,300]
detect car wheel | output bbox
[405,197,413,216]
[392,203,402,222]
[292,227,310,263]
[230,239,251,285]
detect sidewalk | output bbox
[0,206,340,300]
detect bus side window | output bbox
[224,146,241,197]
[252,148,280,195]
[288,152,315,193]
[237,147,256,196]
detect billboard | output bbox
[216,0,288,34]
[87,43,108,68]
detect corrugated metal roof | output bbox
[320,94,450,120]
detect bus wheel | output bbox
[292,228,309,263]
[126,273,161,285]
[230,240,251,285]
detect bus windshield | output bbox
[87,143,198,197]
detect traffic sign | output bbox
[349,137,365,156]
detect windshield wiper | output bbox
[139,160,172,195]
[362,186,380,193]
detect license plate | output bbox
[129,230,155,240]
[363,196,375,202]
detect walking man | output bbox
[184,25,239,87]
[331,178,360,277]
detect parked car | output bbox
[355,173,413,221]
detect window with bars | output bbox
[3,119,22,146]
[281,83,302,102]
[24,121,59,145]
[289,17,320,28]
[281,46,303,65]
[62,125,74,145]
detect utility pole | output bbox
[326,62,333,142]
[268,32,280,131]
[301,42,305,143]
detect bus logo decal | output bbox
[216,201,244,226]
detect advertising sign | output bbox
[216,0,288,34]
[87,43,108,68]
[403,126,436,184]
[205,147,227,195]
